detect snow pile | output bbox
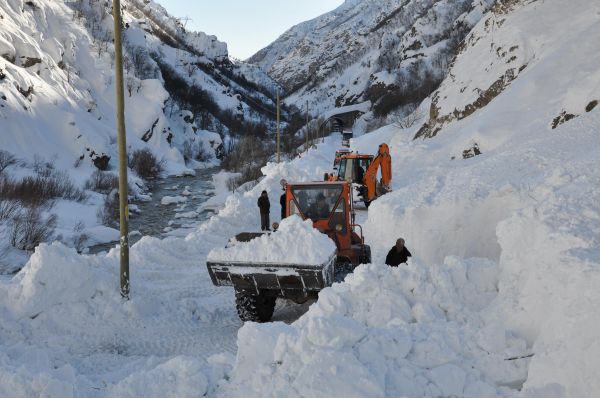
[0,0,599,396]
[489,158,600,397]
[207,216,336,266]
[0,233,240,396]
[6,243,117,318]
[107,355,232,398]
[0,353,79,398]
[224,261,526,397]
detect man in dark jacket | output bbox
[280,179,287,220]
[257,190,271,231]
[385,238,412,266]
[280,191,286,220]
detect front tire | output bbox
[235,290,276,322]
[360,245,372,264]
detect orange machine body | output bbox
[285,181,369,266]
[336,143,392,204]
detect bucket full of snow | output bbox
[206,216,337,295]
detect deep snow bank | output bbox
[224,260,527,397]
[221,111,600,398]
[6,243,117,318]
[1,0,599,395]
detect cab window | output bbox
[291,186,343,221]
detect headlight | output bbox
[272,222,279,231]
[335,224,343,232]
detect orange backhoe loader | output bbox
[206,181,371,322]
[336,143,392,207]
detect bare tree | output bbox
[126,76,139,97]
[390,106,425,129]
[0,150,16,175]
[10,207,57,251]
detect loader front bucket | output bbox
[206,254,336,297]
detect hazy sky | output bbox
[157,0,345,60]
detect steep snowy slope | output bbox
[414,0,600,139]
[0,0,279,172]
[0,0,599,397]
[250,0,494,120]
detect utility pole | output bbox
[305,100,309,151]
[276,89,280,162]
[315,120,321,145]
[112,0,130,299]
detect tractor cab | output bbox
[337,155,373,184]
[333,149,352,169]
[286,181,368,266]
[335,143,392,207]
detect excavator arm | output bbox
[362,143,392,201]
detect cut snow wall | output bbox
[365,188,522,265]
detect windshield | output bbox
[290,185,343,221]
[338,158,351,182]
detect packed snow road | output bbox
[0,136,352,396]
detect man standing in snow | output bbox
[258,190,271,231]
[385,238,412,266]
[280,188,287,221]
[279,179,287,220]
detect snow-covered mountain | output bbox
[415,0,599,140]
[0,0,278,173]
[250,0,494,123]
[1,0,599,397]
[0,0,280,269]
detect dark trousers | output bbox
[261,212,270,231]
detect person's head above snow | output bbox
[395,238,406,250]
[261,190,268,196]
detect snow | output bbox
[107,356,213,397]
[7,243,115,317]
[1,0,600,396]
[0,0,277,265]
[174,211,198,219]
[319,101,371,121]
[81,225,120,246]
[198,171,241,212]
[224,261,524,397]
[252,0,493,117]
[161,195,187,205]
[207,216,336,266]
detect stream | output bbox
[89,167,219,254]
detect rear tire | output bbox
[235,290,276,323]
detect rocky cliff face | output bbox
[249,0,494,121]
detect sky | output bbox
[157,0,345,60]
